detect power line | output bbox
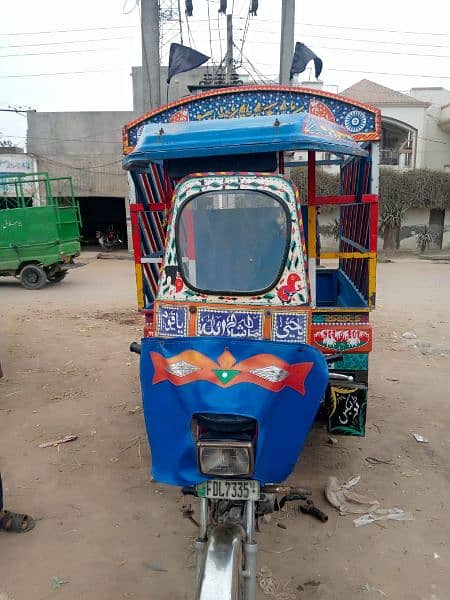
[0,47,121,59]
[0,36,131,50]
[262,67,450,80]
[295,22,450,37]
[242,32,450,49]
[0,68,129,79]
[2,131,124,144]
[0,25,137,36]
[230,16,450,38]
[38,156,123,170]
[252,45,450,61]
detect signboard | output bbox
[0,154,38,198]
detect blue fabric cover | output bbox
[139,336,328,486]
[123,113,368,169]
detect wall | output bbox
[27,111,137,198]
[410,88,450,171]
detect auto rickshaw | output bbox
[123,84,380,599]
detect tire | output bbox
[20,264,47,290]
[48,271,67,283]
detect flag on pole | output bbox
[167,43,210,84]
[290,42,323,80]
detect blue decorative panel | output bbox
[272,312,308,343]
[156,305,188,337]
[125,87,380,149]
[197,308,263,339]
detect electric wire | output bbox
[0,47,122,59]
[242,31,450,50]
[0,36,131,50]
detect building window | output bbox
[381,121,415,168]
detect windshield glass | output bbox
[176,190,289,295]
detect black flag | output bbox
[290,42,323,80]
[167,43,210,84]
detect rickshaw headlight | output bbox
[197,441,253,477]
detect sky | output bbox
[1,0,449,148]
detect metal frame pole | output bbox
[243,500,257,600]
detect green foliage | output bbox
[290,167,339,212]
[416,227,434,252]
[379,201,407,233]
[330,218,340,241]
[380,168,450,209]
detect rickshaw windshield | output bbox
[176,189,290,295]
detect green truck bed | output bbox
[0,204,81,271]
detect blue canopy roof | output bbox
[123,113,368,169]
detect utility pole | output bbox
[226,14,233,84]
[141,0,161,111]
[279,0,296,86]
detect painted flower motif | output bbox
[344,110,367,134]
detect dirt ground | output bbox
[1,254,449,600]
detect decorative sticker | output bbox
[197,308,263,339]
[302,114,354,142]
[344,110,368,134]
[150,348,313,394]
[311,325,372,353]
[327,353,369,371]
[309,99,336,122]
[156,305,188,337]
[312,312,369,324]
[328,384,368,436]
[272,312,309,344]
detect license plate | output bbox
[196,480,260,501]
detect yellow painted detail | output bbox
[321,252,374,260]
[308,206,316,259]
[368,256,377,307]
[135,263,144,310]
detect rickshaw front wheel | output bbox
[20,264,47,290]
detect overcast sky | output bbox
[1,0,449,147]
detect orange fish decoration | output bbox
[150,349,313,395]
[309,99,335,123]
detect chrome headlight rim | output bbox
[196,440,254,477]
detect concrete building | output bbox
[337,80,450,250]
[25,65,215,246]
[341,79,450,172]
[26,110,135,244]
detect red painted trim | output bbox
[309,194,378,206]
[307,151,316,205]
[122,84,382,153]
[130,203,144,212]
[278,151,285,175]
[139,202,167,211]
[130,208,141,263]
[369,202,379,253]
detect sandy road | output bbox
[1,255,449,599]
